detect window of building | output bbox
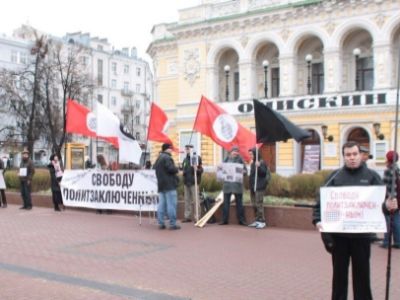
[111,96,117,106]
[81,56,89,67]
[136,84,141,93]
[82,93,89,106]
[124,114,129,125]
[136,67,141,76]
[357,57,374,91]
[312,63,324,95]
[97,45,104,51]
[11,50,17,63]
[111,79,117,89]
[135,116,140,125]
[124,65,129,74]
[97,94,103,103]
[271,67,280,98]
[135,132,140,140]
[112,62,117,74]
[20,52,27,64]
[135,100,140,109]
[234,72,240,101]
[97,59,103,86]
[123,82,129,92]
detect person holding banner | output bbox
[181,144,203,223]
[381,150,400,249]
[312,141,383,300]
[0,157,7,208]
[220,146,247,226]
[247,147,270,229]
[19,148,35,210]
[47,154,64,211]
[153,143,180,230]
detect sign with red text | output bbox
[320,186,386,233]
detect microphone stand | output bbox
[385,46,400,300]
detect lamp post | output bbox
[305,54,313,95]
[224,65,230,102]
[262,59,269,98]
[353,48,361,91]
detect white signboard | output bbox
[0,172,5,189]
[61,170,159,211]
[216,162,243,183]
[320,186,386,233]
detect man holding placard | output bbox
[313,141,385,300]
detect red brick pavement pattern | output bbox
[0,205,398,300]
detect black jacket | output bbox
[313,163,383,238]
[249,159,270,191]
[153,152,179,192]
[47,163,60,192]
[182,154,203,186]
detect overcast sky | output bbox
[0,0,200,63]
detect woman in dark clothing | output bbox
[0,158,7,208]
[47,154,64,211]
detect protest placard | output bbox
[320,186,386,233]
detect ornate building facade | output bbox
[148,0,400,175]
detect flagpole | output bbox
[385,44,400,300]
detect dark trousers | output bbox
[52,190,63,210]
[0,189,6,206]
[20,181,32,208]
[222,193,245,224]
[331,236,372,300]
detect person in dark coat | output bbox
[313,141,383,300]
[47,153,64,211]
[220,145,247,226]
[381,150,400,248]
[19,148,35,210]
[153,143,180,230]
[248,147,270,229]
[181,144,203,222]
[0,158,7,208]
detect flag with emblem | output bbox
[66,99,117,146]
[193,95,256,161]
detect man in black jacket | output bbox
[248,147,270,229]
[181,144,203,223]
[313,141,383,300]
[153,143,180,230]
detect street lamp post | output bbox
[353,48,361,91]
[305,54,313,95]
[262,60,269,98]
[224,65,230,102]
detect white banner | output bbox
[0,172,5,189]
[216,162,243,183]
[320,186,386,233]
[60,170,159,211]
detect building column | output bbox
[373,43,392,90]
[323,48,341,93]
[206,64,219,101]
[279,54,296,97]
[238,59,254,100]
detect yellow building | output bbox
[148,0,400,175]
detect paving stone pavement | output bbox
[0,205,399,300]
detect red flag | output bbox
[147,102,174,146]
[66,99,118,147]
[193,95,256,161]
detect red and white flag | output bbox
[193,95,256,161]
[147,102,174,146]
[96,102,142,164]
[66,99,117,146]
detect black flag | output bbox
[253,99,310,143]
